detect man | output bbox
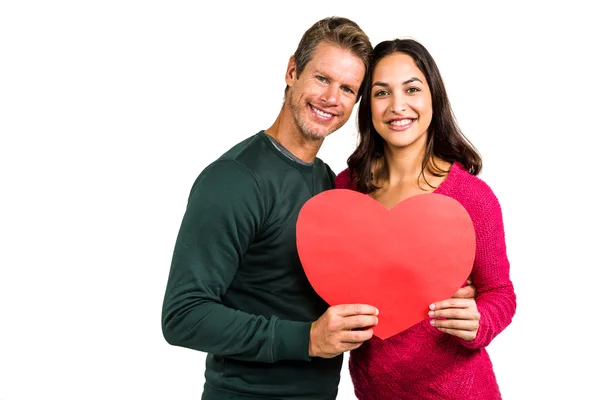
[161,17,377,400]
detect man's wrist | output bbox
[308,321,316,357]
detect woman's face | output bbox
[370,52,433,152]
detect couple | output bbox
[161,16,516,400]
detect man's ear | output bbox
[285,55,297,86]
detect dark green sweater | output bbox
[162,131,342,399]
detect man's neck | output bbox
[265,112,322,163]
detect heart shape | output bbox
[296,189,475,339]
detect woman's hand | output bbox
[428,298,480,341]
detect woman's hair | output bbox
[348,38,482,193]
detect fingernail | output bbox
[428,311,434,318]
[430,319,435,325]
[429,304,435,310]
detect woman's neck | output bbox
[370,144,450,208]
[375,141,429,186]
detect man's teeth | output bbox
[312,106,332,118]
[390,119,413,126]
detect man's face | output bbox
[286,42,365,141]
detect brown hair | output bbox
[348,38,482,193]
[286,17,372,102]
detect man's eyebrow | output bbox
[313,69,360,91]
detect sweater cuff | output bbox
[272,319,312,362]
[459,310,489,349]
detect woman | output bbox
[335,39,517,399]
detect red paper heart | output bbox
[296,189,475,339]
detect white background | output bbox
[1,1,598,399]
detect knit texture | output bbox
[335,163,516,400]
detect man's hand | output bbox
[452,276,476,299]
[309,304,378,358]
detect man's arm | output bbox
[161,160,311,363]
[453,277,476,299]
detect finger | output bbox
[429,308,480,321]
[342,315,378,330]
[434,327,477,341]
[430,298,473,311]
[431,318,479,331]
[339,328,374,343]
[333,304,379,317]
[338,341,365,353]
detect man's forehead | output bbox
[308,44,365,83]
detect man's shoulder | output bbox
[217,132,268,163]
[188,133,267,191]
[312,157,335,176]
[192,131,287,193]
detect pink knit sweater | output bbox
[335,163,516,400]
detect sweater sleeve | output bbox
[161,160,311,362]
[459,183,517,349]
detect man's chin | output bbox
[302,124,342,141]
[301,130,330,142]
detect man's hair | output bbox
[286,17,372,102]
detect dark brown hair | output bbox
[348,39,482,193]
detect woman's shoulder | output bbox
[334,167,353,189]
[443,163,501,213]
[447,163,492,192]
